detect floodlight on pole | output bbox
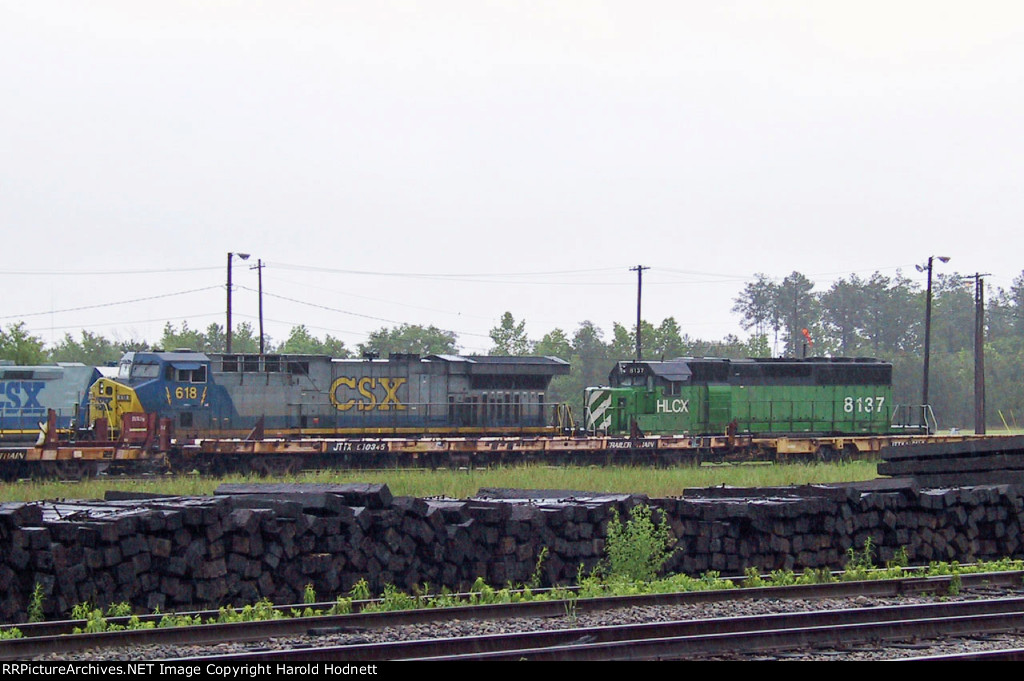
[919,255,949,428]
[226,252,250,354]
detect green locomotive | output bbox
[585,357,926,437]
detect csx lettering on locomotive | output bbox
[0,381,45,413]
[329,377,407,411]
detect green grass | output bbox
[0,461,880,502]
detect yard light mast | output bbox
[226,251,250,353]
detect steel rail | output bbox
[899,647,1024,662]
[169,596,1024,662]
[4,568,1019,642]
[2,571,1021,660]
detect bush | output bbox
[604,504,676,583]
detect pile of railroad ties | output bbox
[878,435,1024,488]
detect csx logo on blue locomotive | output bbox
[0,381,46,414]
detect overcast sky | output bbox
[2,1,1022,355]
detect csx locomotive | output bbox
[584,356,927,437]
[0,362,102,442]
[88,350,571,439]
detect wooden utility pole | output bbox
[970,273,989,434]
[251,259,266,355]
[630,265,649,361]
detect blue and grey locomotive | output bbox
[88,351,571,439]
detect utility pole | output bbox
[917,255,949,420]
[969,273,989,434]
[630,265,649,361]
[226,251,250,354]
[251,259,265,355]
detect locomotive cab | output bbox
[88,351,219,438]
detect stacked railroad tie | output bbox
[878,435,1024,488]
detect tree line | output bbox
[3,268,1024,430]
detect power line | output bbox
[262,272,496,322]
[0,266,221,276]
[0,286,223,321]
[268,262,626,279]
[19,311,223,336]
[235,286,492,339]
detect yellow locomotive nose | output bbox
[88,377,145,437]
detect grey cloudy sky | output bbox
[2,1,1022,355]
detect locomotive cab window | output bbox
[132,364,159,379]
[177,366,207,383]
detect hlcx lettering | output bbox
[0,381,45,413]
[330,377,407,411]
[656,398,689,414]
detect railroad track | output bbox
[174,595,1024,662]
[6,571,1023,661]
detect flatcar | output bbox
[0,362,103,442]
[88,350,571,439]
[584,357,928,438]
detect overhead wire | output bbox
[236,286,493,339]
[0,286,224,321]
[6,260,1005,352]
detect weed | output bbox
[604,504,676,583]
[949,571,962,597]
[741,567,767,589]
[887,546,910,569]
[349,579,372,603]
[563,596,578,624]
[327,596,353,615]
[844,537,876,580]
[529,547,549,589]
[769,569,796,586]
[27,583,45,623]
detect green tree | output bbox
[776,272,818,357]
[819,275,866,356]
[572,321,611,388]
[988,271,1024,340]
[277,325,352,357]
[49,331,122,365]
[488,312,533,355]
[860,271,921,356]
[609,318,684,361]
[533,328,572,360]
[652,317,687,359]
[227,322,263,354]
[0,323,47,364]
[732,273,780,341]
[931,274,975,355]
[114,339,153,354]
[534,328,576,410]
[610,322,637,360]
[159,322,209,353]
[358,324,458,357]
